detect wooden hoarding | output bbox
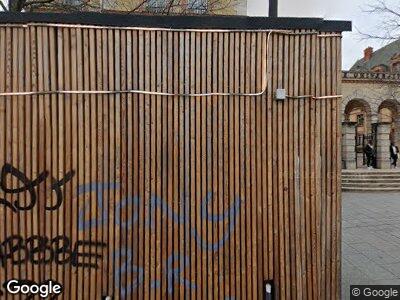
[0,13,350,299]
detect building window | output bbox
[146,0,208,13]
[371,64,388,73]
[146,0,167,12]
[187,0,207,13]
[392,62,400,73]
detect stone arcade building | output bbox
[342,40,400,169]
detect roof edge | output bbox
[0,12,352,32]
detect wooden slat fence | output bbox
[0,22,342,299]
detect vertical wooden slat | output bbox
[172,30,180,300]
[177,32,185,298]
[132,28,140,300]
[25,25,33,296]
[101,27,110,299]
[277,32,285,300]
[48,26,58,288]
[293,29,303,300]
[0,26,5,297]
[320,32,327,300]
[299,30,307,300]
[149,29,156,300]
[244,31,253,300]
[336,34,343,300]
[271,31,279,299]
[310,30,318,300]
[76,26,85,300]
[222,31,229,298]
[126,27,133,300]
[211,31,219,300]
[44,25,52,288]
[16,28,25,292]
[304,29,312,300]
[249,32,257,299]
[36,26,46,284]
[155,29,162,300]
[195,31,202,300]
[32,24,38,291]
[4,27,12,297]
[89,27,98,300]
[200,31,208,300]
[136,29,144,300]
[287,29,296,300]
[282,32,291,300]
[107,27,116,299]
[325,33,333,300]
[54,26,64,297]
[114,28,122,300]
[234,31,241,300]
[205,31,213,300]
[257,31,264,299]
[95,27,104,300]
[68,27,76,300]
[315,28,322,300]
[160,29,168,300]
[228,31,236,299]
[266,30,274,286]
[330,34,338,300]
[11,26,19,296]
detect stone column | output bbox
[395,116,400,145]
[375,122,391,169]
[342,121,357,169]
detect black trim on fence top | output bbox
[0,12,352,32]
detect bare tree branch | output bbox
[359,0,400,41]
[0,0,8,10]
[6,0,235,16]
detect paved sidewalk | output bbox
[342,192,400,299]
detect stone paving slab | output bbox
[342,192,400,299]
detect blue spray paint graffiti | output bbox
[76,182,243,297]
[114,249,144,295]
[77,183,242,251]
[147,192,241,251]
[195,192,241,251]
[77,182,120,230]
[114,248,196,296]
[165,253,197,293]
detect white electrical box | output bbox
[276,88,286,100]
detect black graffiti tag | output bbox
[0,163,48,212]
[0,163,75,212]
[48,170,75,210]
[0,234,106,269]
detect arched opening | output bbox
[344,99,373,168]
[378,99,400,144]
[344,99,372,136]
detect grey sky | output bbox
[276,0,396,70]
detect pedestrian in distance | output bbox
[364,140,375,170]
[390,142,399,168]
